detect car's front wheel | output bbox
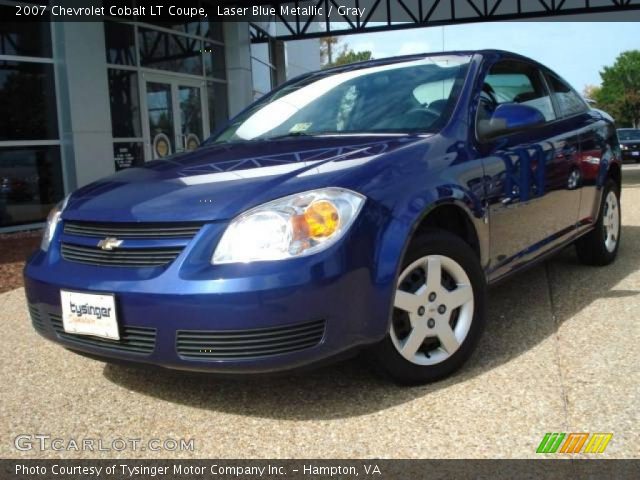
[370,230,486,385]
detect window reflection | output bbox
[138,27,202,75]
[251,58,273,99]
[178,86,202,149]
[113,142,144,171]
[250,42,271,66]
[145,21,202,37]
[202,20,223,42]
[0,146,63,227]
[0,8,52,57]
[146,82,174,158]
[204,42,225,79]
[108,69,141,138]
[104,21,136,66]
[0,61,58,140]
[249,25,276,99]
[207,81,228,134]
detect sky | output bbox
[338,21,639,94]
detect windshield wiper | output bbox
[264,131,317,140]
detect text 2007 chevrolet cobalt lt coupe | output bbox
[24,50,621,384]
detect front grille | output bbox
[60,220,203,268]
[176,319,326,360]
[27,303,46,333]
[64,221,202,238]
[61,243,182,267]
[49,313,156,355]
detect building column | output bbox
[223,22,254,116]
[273,40,287,86]
[53,18,114,190]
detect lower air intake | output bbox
[176,319,326,360]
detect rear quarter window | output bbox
[545,73,588,118]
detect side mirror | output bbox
[478,103,546,140]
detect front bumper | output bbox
[23,222,392,374]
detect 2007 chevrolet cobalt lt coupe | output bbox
[24,50,621,384]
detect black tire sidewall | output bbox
[371,230,487,385]
[576,179,621,265]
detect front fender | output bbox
[368,184,488,337]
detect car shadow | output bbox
[103,179,640,421]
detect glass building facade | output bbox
[0,14,319,231]
[104,19,228,168]
[249,24,277,100]
[0,8,64,229]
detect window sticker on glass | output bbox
[290,123,312,133]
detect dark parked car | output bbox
[24,50,621,384]
[0,176,33,202]
[618,128,640,162]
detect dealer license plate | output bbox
[60,290,119,340]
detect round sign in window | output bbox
[185,133,200,151]
[152,133,171,158]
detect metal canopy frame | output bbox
[245,0,640,41]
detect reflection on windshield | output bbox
[210,55,471,144]
[619,129,640,141]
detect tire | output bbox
[369,230,487,385]
[575,179,621,266]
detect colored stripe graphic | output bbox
[584,433,613,454]
[536,433,565,453]
[560,433,589,453]
[537,433,613,454]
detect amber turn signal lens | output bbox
[304,200,340,238]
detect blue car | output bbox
[24,50,621,384]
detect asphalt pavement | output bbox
[1,167,638,459]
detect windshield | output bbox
[209,55,471,144]
[619,129,640,141]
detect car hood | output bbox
[63,135,424,223]
[620,139,640,147]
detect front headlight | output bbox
[620,144,628,150]
[41,194,70,251]
[212,187,365,264]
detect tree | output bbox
[321,37,373,68]
[329,46,373,67]
[320,36,339,66]
[582,84,601,103]
[594,50,640,128]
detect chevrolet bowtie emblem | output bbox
[97,237,123,251]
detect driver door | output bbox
[477,60,581,280]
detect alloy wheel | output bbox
[391,255,474,366]
[603,191,620,253]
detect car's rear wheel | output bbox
[575,179,621,266]
[370,230,486,385]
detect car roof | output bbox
[320,49,540,74]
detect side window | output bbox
[481,61,556,122]
[545,73,588,118]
